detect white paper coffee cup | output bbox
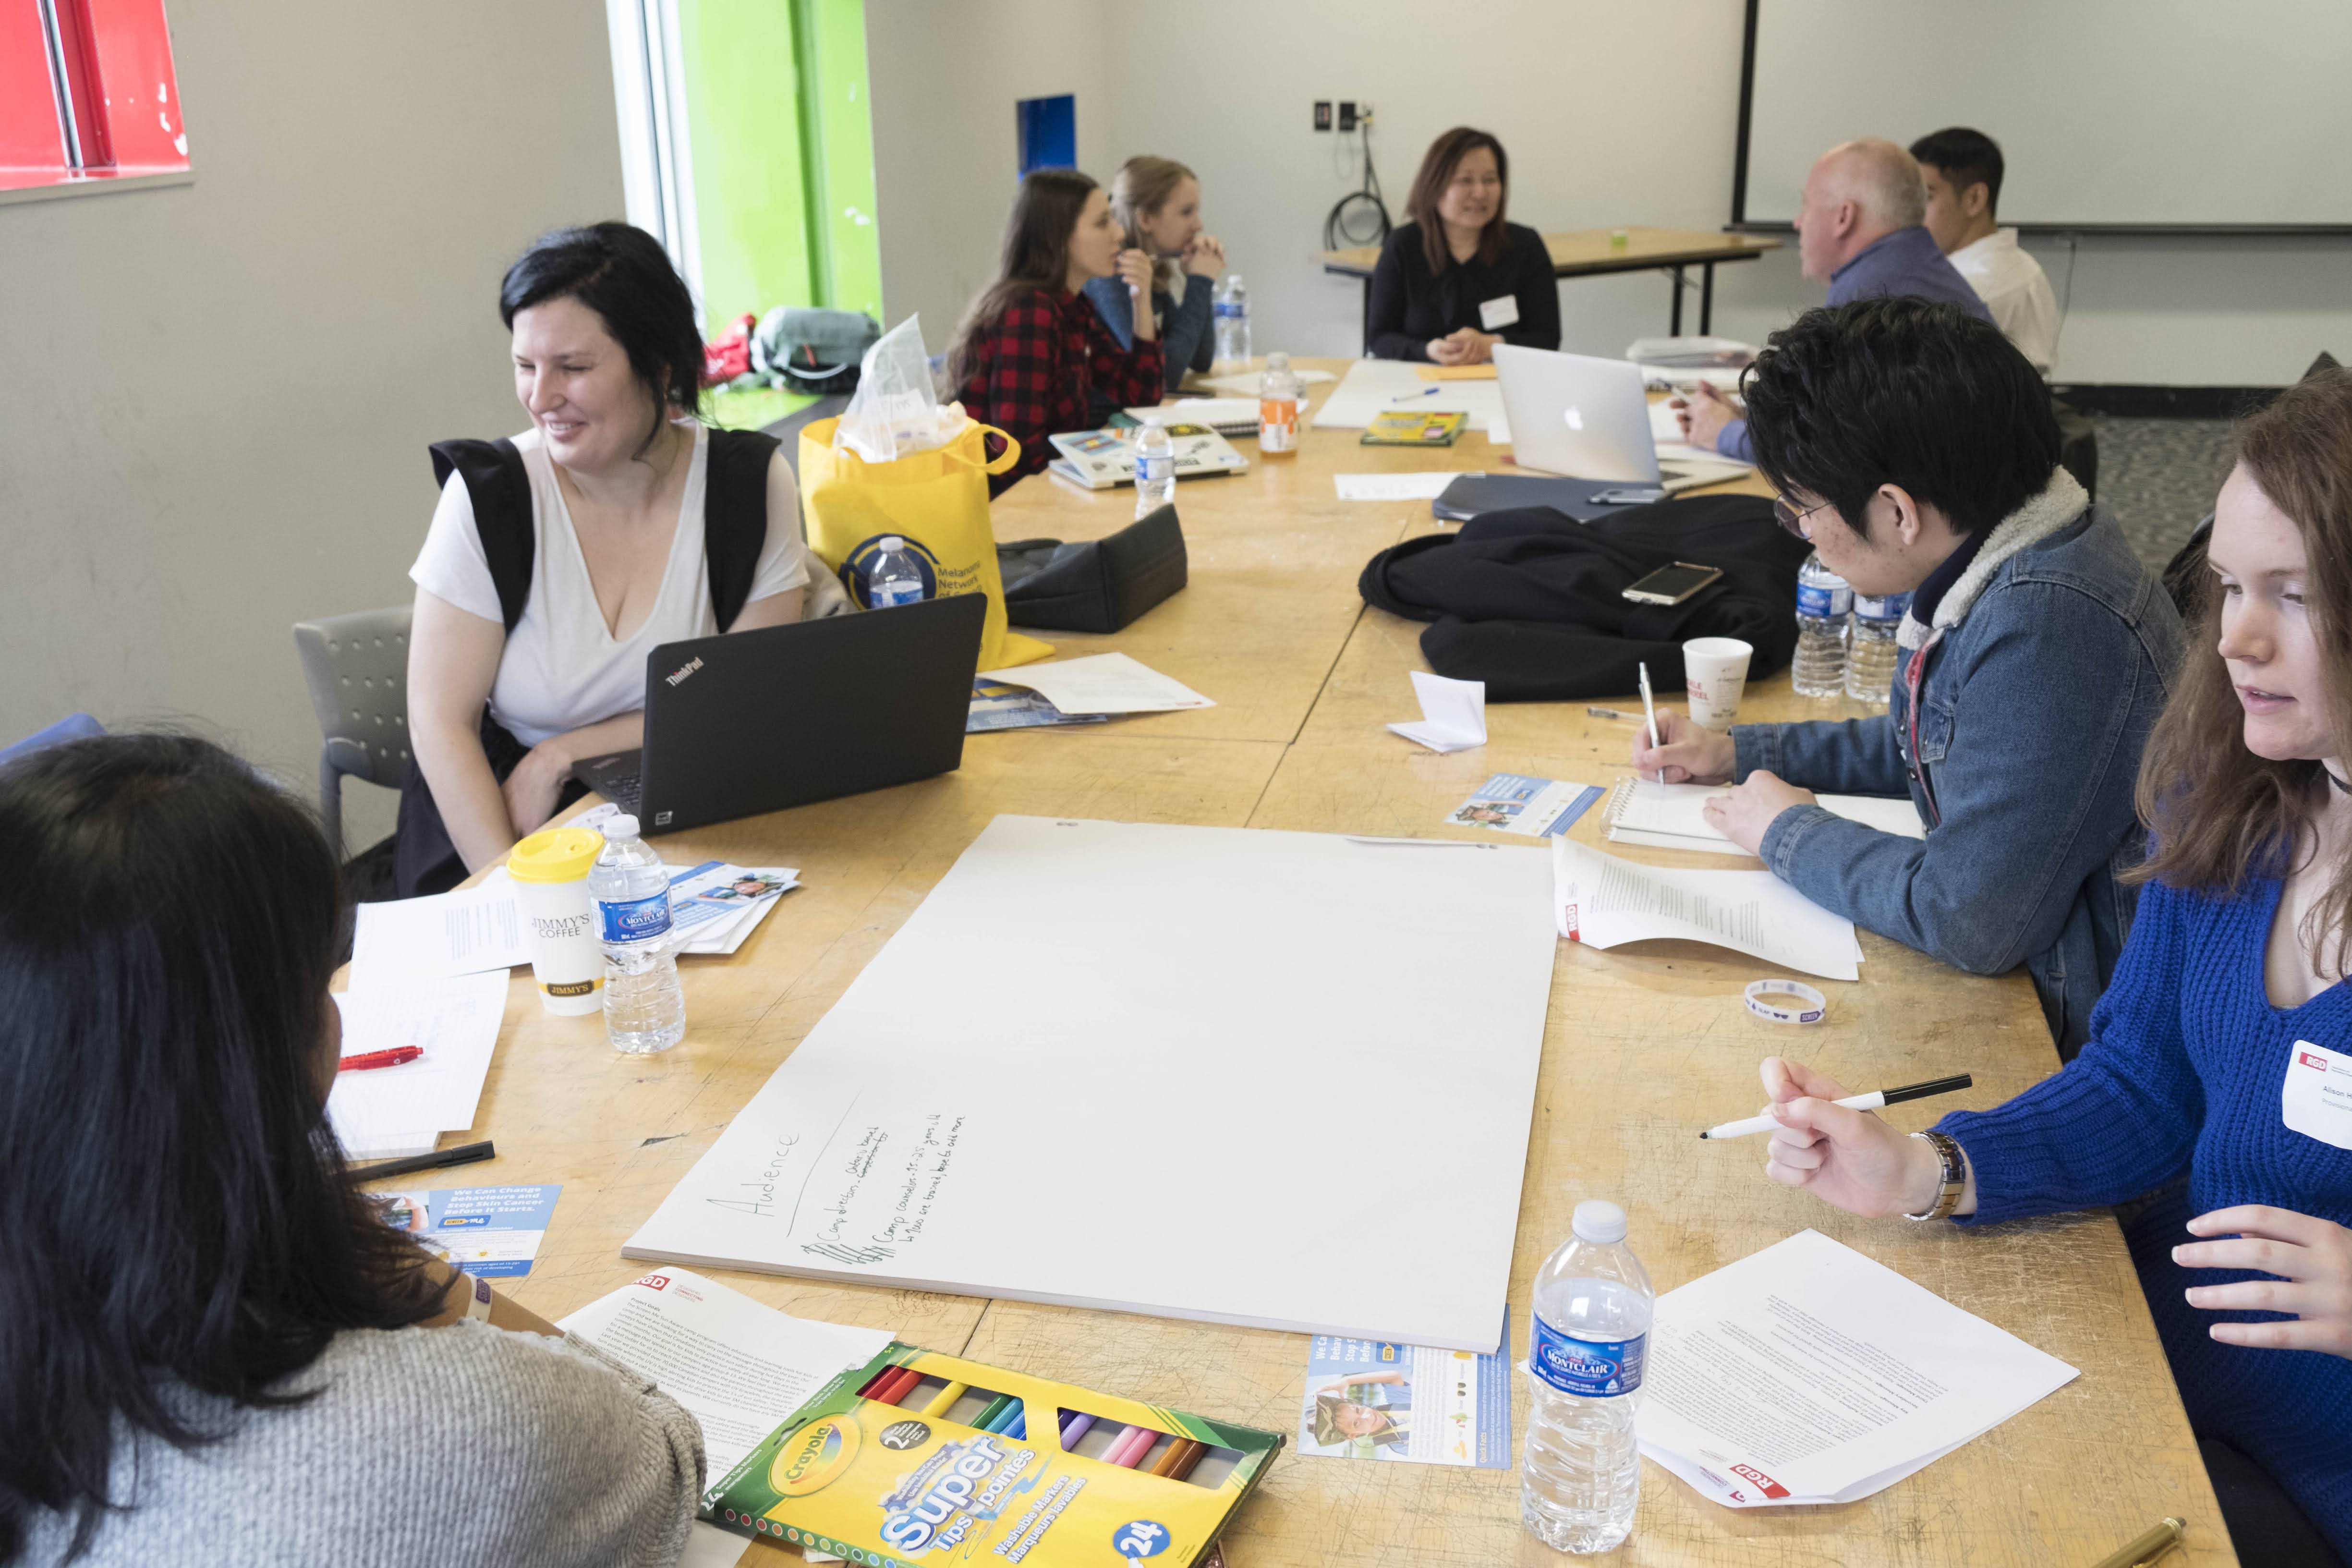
[507,827,606,1016]
[1683,637,1755,731]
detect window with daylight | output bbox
[1,0,191,201]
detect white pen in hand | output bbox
[1637,662,1660,760]
[1699,1073,1972,1140]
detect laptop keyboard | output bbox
[595,769,642,814]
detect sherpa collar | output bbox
[1896,468,2088,651]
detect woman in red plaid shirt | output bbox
[948,169,1165,497]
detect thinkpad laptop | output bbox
[571,592,986,835]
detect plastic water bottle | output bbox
[1133,419,1176,517]
[867,536,927,608]
[1212,274,1249,365]
[1845,589,1913,704]
[1258,352,1302,456]
[586,814,686,1055]
[1792,551,1852,698]
[1523,1200,1653,1554]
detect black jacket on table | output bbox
[1365,221,1561,361]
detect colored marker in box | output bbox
[703,1343,1283,1567]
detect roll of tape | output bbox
[1744,979,1827,1025]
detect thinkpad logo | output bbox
[664,656,704,687]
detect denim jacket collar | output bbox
[1897,468,2089,651]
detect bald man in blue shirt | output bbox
[1681,139,1990,461]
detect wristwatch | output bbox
[1904,1130,1967,1222]
[460,1270,494,1322]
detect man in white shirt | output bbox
[1910,127,2061,376]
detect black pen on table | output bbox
[349,1140,495,1180]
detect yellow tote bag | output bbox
[797,415,1054,669]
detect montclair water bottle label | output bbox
[1795,582,1852,620]
[1529,1315,1645,1397]
[598,890,672,944]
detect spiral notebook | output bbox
[1602,778,1924,856]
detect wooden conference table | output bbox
[378,360,2230,1567]
[1320,226,1781,348]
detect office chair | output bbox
[292,605,412,854]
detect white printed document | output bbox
[976,652,1213,715]
[1603,778,1924,856]
[1552,837,1860,981]
[349,878,528,989]
[1388,670,1486,753]
[1638,1230,2078,1508]
[559,1266,893,1479]
[326,971,510,1159]
[1334,472,1466,502]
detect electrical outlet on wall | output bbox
[1337,100,1357,132]
[1313,99,1332,132]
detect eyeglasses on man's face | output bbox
[1774,495,1834,541]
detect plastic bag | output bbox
[834,314,968,464]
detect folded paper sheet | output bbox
[1388,671,1487,753]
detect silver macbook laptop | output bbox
[1493,344,1748,493]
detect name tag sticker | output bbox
[1479,294,1521,331]
[2282,1038,2352,1151]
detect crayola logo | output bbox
[769,1418,861,1498]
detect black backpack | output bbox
[426,428,780,632]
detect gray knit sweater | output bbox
[19,1321,703,1567]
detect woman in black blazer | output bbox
[1366,127,1560,363]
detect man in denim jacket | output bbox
[1639,299,2183,1057]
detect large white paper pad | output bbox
[1638,1230,2078,1507]
[326,972,509,1158]
[349,880,528,989]
[1312,358,1511,441]
[1334,472,1466,502]
[1388,671,1487,753]
[1552,838,1860,982]
[626,816,1559,1351]
[1604,779,1924,856]
[559,1266,893,1479]
[976,652,1214,715]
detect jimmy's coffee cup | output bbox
[508,826,606,1015]
[1683,636,1755,731]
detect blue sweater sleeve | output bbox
[1937,879,2202,1223]
[1716,417,1754,462]
[1163,275,1214,386]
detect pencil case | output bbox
[702,1342,1283,1568]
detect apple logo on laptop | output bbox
[1564,405,1586,431]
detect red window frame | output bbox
[1,0,189,195]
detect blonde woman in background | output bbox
[1082,155,1225,420]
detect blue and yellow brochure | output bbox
[703,1343,1281,1566]
[1297,1311,1513,1468]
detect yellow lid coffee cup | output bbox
[508,826,604,884]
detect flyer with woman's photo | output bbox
[1297,1313,1512,1468]
[1447,774,1603,838]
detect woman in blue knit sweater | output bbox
[1759,368,2352,1567]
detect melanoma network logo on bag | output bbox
[840,534,941,608]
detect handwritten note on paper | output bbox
[655,1084,972,1279]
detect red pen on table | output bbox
[339,1046,423,1072]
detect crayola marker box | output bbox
[702,1343,1282,1567]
